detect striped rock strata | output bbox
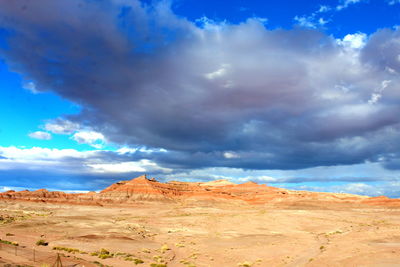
[0,175,399,206]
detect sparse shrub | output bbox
[91,248,114,259]
[100,248,110,255]
[180,261,196,267]
[320,245,325,250]
[115,252,127,256]
[99,254,112,259]
[160,244,170,253]
[238,261,252,267]
[36,239,48,246]
[189,253,197,259]
[124,256,143,264]
[0,239,19,246]
[53,246,80,253]
[99,249,113,259]
[5,233,14,236]
[150,264,167,267]
[134,258,144,264]
[153,255,164,262]
[92,261,112,267]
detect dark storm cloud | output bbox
[361,28,400,73]
[1,0,400,170]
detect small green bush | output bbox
[90,248,114,259]
[0,239,19,246]
[99,254,113,259]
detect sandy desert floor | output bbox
[0,200,399,267]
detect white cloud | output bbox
[337,33,367,49]
[28,131,52,140]
[88,161,146,173]
[338,183,380,195]
[22,81,38,93]
[317,5,331,13]
[88,159,172,173]
[72,131,106,148]
[293,3,331,29]
[318,17,328,26]
[238,175,277,183]
[0,146,92,162]
[223,151,240,159]
[195,16,227,31]
[336,0,364,10]
[205,64,230,79]
[368,93,382,105]
[0,186,14,192]
[117,147,139,154]
[44,119,80,134]
[117,146,168,154]
[251,16,268,25]
[44,120,108,148]
[368,80,391,105]
[294,16,318,28]
[294,15,328,29]
[0,146,169,175]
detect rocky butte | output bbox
[0,175,399,207]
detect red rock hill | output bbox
[0,175,399,207]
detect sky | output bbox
[0,0,400,197]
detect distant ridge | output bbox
[0,175,399,207]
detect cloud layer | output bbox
[1,0,400,180]
[28,131,52,140]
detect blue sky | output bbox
[171,0,400,36]
[0,0,400,197]
[0,61,82,149]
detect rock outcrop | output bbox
[0,175,399,207]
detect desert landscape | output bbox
[0,175,399,266]
[2,1,400,266]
